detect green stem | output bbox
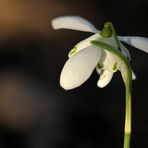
[124,72,132,148]
[101,23,131,148]
[90,40,132,148]
[109,22,121,50]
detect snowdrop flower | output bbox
[51,16,148,148]
[51,16,148,90]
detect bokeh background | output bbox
[0,0,148,148]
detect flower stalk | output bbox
[124,73,132,148]
[90,40,132,148]
[101,22,132,148]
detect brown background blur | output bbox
[0,0,148,148]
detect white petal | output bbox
[99,49,118,73]
[51,16,100,33]
[60,45,101,90]
[96,67,102,75]
[132,70,136,80]
[69,33,114,58]
[120,42,131,60]
[118,36,148,53]
[97,70,113,88]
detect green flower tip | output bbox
[100,22,112,38]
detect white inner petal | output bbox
[97,70,113,88]
[51,16,100,33]
[99,49,119,73]
[60,45,101,90]
[69,33,118,58]
[68,33,102,58]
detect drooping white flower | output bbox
[51,16,148,90]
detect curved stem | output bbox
[90,40,132,148]
[108,22,121,50]
[100,23,131,147]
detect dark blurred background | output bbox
[0,0,148,148]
